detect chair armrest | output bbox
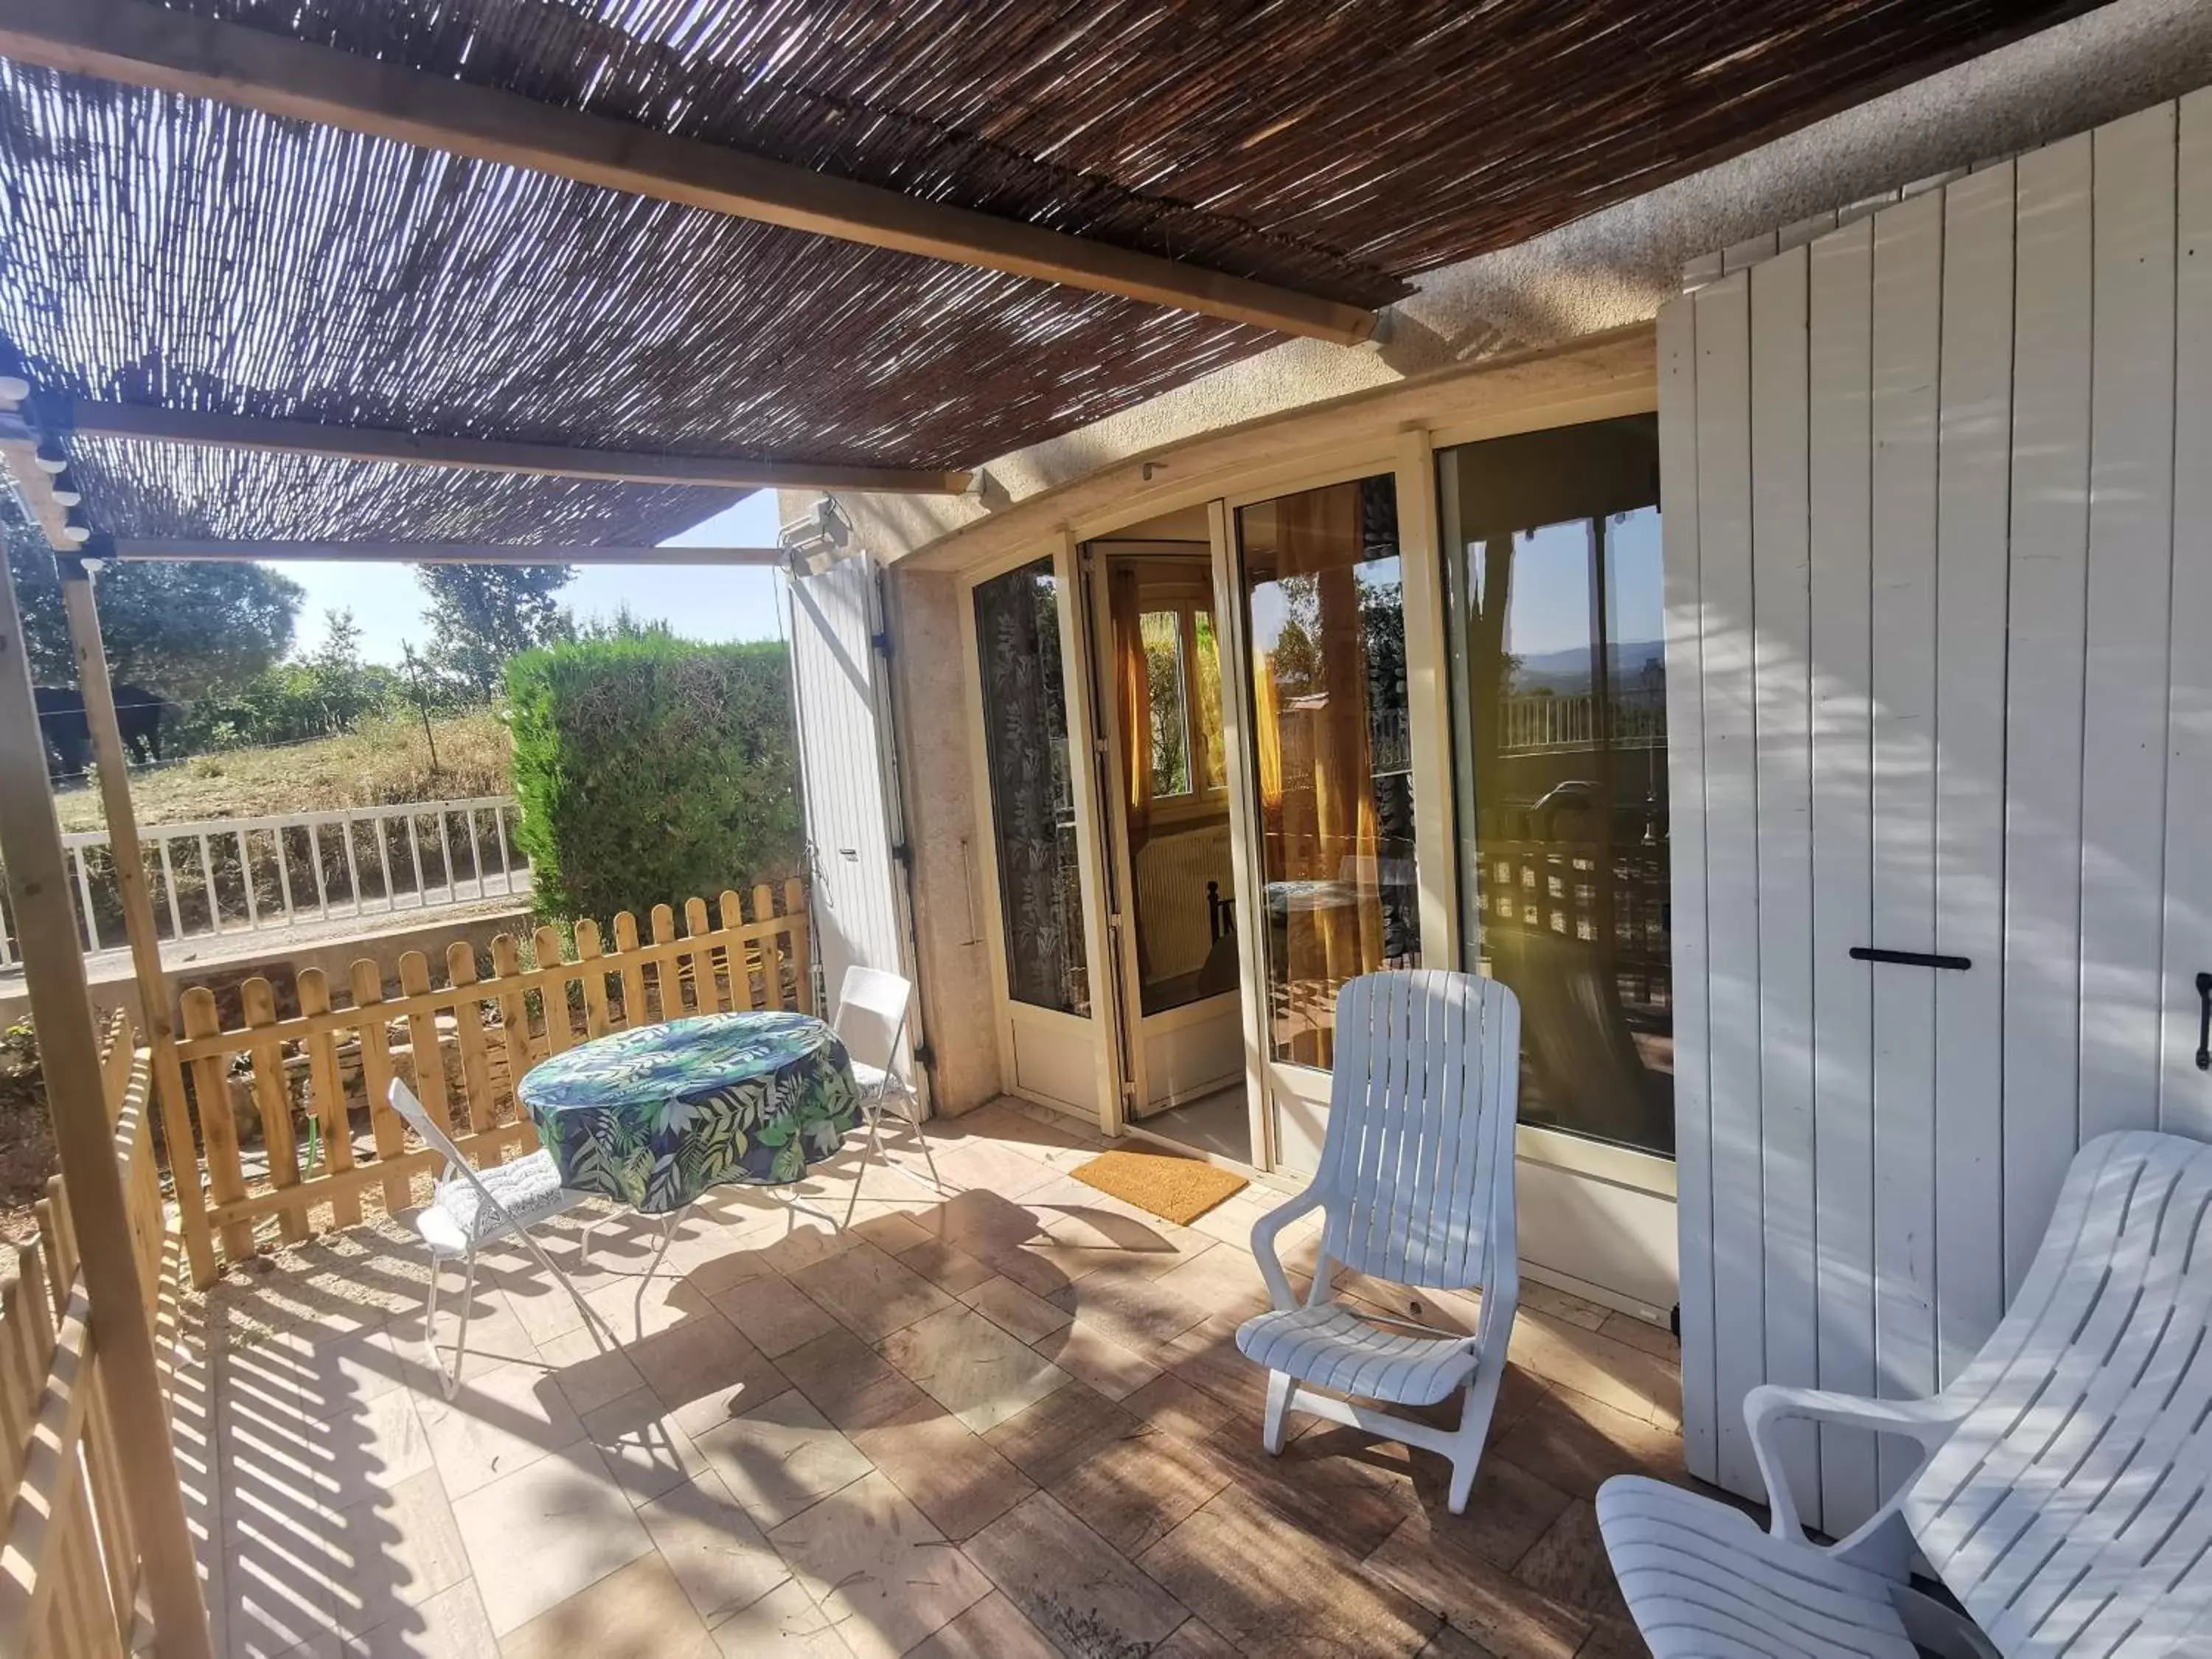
[1745,1384,1968,1551]
[1249,1189,1327,1311]
[1475,1198,1520,1354]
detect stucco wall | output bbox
[882,563,1003,1115]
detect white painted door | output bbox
[788,554,917,1094]
[1667,89,2212,1537]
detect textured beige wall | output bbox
[882,563,1003,1114]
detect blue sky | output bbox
[275,491,787,663]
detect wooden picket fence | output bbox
[0,1013,178,1656]
[168,881,813,1279]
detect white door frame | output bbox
[1213,444,1455,1176]
[947,358,1675,1263]
[956,536,1121,1133]
[1082,539,1242,1124]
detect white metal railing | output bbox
[0,796,528,966]
[1500,688,1666,754]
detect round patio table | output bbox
[518,1010,863,1215]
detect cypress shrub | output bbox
[506,636,804,924]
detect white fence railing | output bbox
[1500,688,1666,754]
[0,796,528,967]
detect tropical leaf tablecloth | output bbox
[518,1012,862,1213]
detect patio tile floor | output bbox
[178,1096,1688,1657]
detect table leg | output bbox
[779,1182,849,1237]
[634,1202,692,1335]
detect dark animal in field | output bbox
[32,686,90,778]
[32,683,175,777]
[112,685,175,764]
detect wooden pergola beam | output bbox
[103,538,787,566]
[1,0,1380,345]
[69,402,971,495]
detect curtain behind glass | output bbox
[974,558,1089,1017]
[1110,565,1154,852]
[1239,474,1417,1068]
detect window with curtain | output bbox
[1237,473,1419,1068]
[1439,413,1672,1156]
[973,557,1089,1017]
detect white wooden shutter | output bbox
[788,554,917,1091]
[1668,88,2212,1537]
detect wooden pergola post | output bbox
[0,552,212,1656]
[58,558,216,1287]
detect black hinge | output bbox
[891,840,913,869]
[871,629,894,659]
[912,1040,935,1070]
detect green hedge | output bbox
[506,636,804,923]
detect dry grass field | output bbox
[51,710,513,832]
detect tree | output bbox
[5,539,302,697]
[316,607,364,670]
[171,609,406,750]
[414,564,574,697]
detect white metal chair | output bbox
[834,964,944,1226]
[1236,970,1522,1514]
[1599,1130,2212,1658]
[386,1080,605,1397]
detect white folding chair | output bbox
[386,1080,607,1397]
[1237,970,1522,1513]
[834,965,944,1227]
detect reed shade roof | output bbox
[0,0,2101,546]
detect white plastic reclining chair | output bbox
[388,1080,603,1397]
[835,965,944,1227]
[1599,1130,2212,1658]
[1237,970,1521,1513]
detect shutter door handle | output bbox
[2195,972,2211,1073]
[1848,947,1971,971]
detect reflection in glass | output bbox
[1107,561,1234,1018]
[1439,414,1672,1156]
[1238,474,1419,1068]
[974,557,1088,1016]
[1142,611,1192,796]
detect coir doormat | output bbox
[1068,1150,1248,1227]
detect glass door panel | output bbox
[1097,548,1244,1130]
[1235,473,1420,1071]
[974,556,1090,1017]
[1109,569,1234,1021]
[1439,414,1672,1158]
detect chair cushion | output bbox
[1596,1476,1919,1659]
[416,1149,582,1255]
[1235,1301,1482,1405]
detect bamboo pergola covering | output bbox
[0,0,2096,548]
